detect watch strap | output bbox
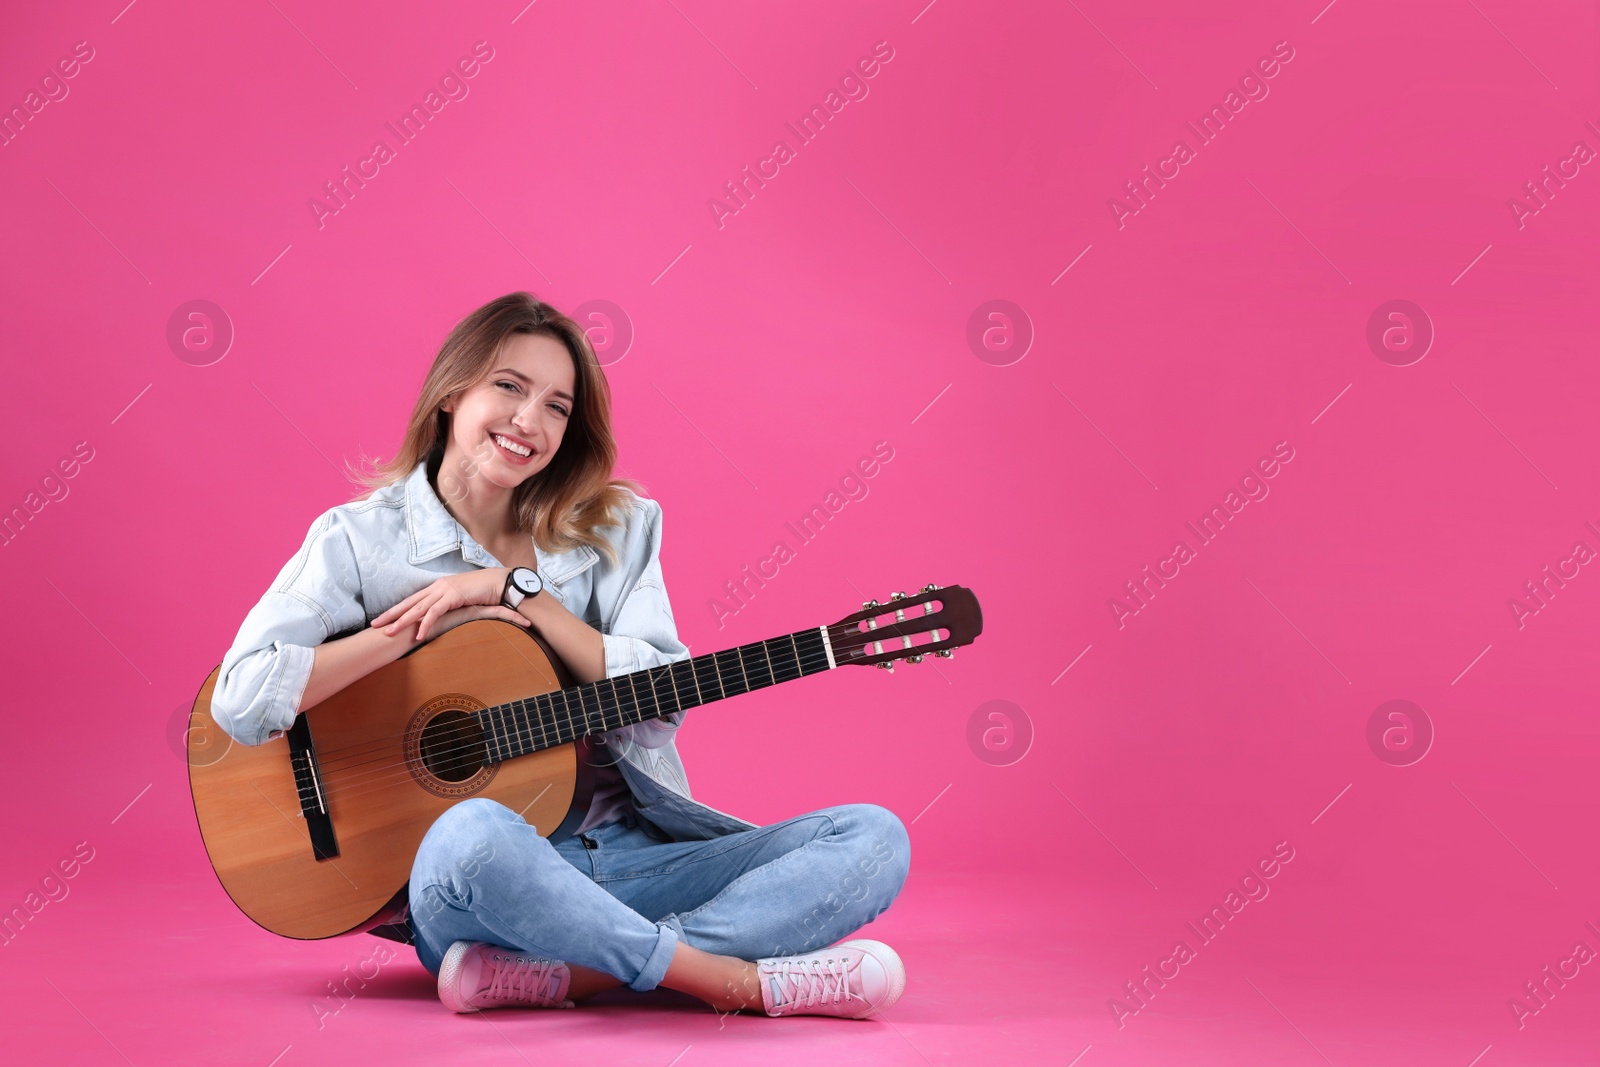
[501,569,523,609]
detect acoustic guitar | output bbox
[186,584,982,940]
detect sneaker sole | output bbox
[839,939,906,1017]
[437,940,482,1013]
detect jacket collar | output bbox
[402,461,599,584]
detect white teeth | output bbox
[494,434,532,457]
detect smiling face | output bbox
[438,331,577,497]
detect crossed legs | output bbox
[407,798,910,1011]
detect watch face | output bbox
[513,568,541,594]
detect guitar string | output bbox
[306,629,838,773]
[299,642,836,810]
[310,633,838,777]
[298,608,928,774]
[305,615,939,796]
[307,638,834,795]
[271,614,934,810]
[307,645,811,792]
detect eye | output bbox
[549,403,570,417]
[496,380,521,393]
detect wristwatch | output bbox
[501,566,544,608]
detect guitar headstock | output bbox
[827,583,982,671]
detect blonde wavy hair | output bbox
[354,291,644,567]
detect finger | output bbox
[418,595,464,641]
[373,590,425,627]
[379,577,462,629]
[386,593,442,636]
[386,609,425,637]
[417,603,449,642]
[378,591,429,632]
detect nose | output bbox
[510,395,540,436]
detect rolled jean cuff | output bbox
[631,920,680,992]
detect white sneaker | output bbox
[756,938,906,1019]
[437,940,574,1013]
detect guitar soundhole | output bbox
[404,694,498,798]
[419,711,485,782]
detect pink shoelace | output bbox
[486,951,562,1003]
[764,953,861,1011]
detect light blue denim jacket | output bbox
[210,460,759,842]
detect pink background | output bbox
[4,1,1599,1063]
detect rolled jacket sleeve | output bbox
[599,496,691,750]
[210,512,367,747]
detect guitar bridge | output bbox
[287,714,340,861]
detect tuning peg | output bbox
[906,654,924,664]
[922,583,940,592]
[862,598,880,609]
[876,660,895,672]
[936,649,954,658]
[889,591,906,600]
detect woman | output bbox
[209,292,911,1019]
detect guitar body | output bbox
[187,621,595,941]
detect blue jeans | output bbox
[407,798,911,992]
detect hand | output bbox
[425,601,533,642]
[372,568,513,642]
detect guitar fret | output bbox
[690,656,711,703]
[481,709,503,763]
[634,669,654,724]
[642,667,662,719]
[740,641,768,691]
[598,679,620,734]
[572,685,593,746]
[758,638,778,687]
[735,644,757,690]
[612,676,629,731]
[572,687,589,744]
[556,694,576,742]
[599,677,616,733]
[501,702,517,759]
[496,705,513,761]
[654,665,680,715]
[672,658,702,711]
[641,668,660,719]
[696,654,720,702]
[686,658,704,707]
[715,650,736,698]
[778,633,802,680]
[624,672,647,728]
[617,674,638,730]
[512,699,530,759]
[603,680,620,736]
[798,630,825,675]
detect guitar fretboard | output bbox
[472,625,836,764]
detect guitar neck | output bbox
[473,624,838,765]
